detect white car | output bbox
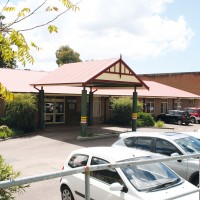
[60,146,198,200]
[112,132,200,186]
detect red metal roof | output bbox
[0,68,199,99]
[33,58,119,86]
[0,68,49,93]
[32,58,149,89]
[95,81,200,98]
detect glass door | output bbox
[45,102,54,123]
[44,97,65,124]
[55,102,64,123]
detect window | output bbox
[155,139,181,156]
[146,99,155,114]
[174,100,182,110]
[132,137,152,151]
[68,154,88,168]
[161,99,168,114]
[124,137,136,147]
[189,99,195,105]
[90,157,123,185]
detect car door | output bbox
[90,157,132,200]
[66,154,89,200]
[167,110,176,123]
[153,138,188,179]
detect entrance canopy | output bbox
[32,57,149,90]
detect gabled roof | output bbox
[32,58,149,89]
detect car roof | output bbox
[119,131,191,141]
[185,107,200,109]
[69,146,154,163]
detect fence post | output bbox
[85,166,90,200]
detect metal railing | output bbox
[0,154,200,200]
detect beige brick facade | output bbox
[139,72,200,108]
[140,72,200,96]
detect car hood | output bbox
[138,180,198,200]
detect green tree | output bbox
[0,54,17,68]
[0,155,29,199]
[4,93,37,132]
[56,45,82,66]
[0,0,79,66]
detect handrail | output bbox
[0,153,200,200]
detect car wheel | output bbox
[61,185,74,200]
[177,120,182,125]
[191,117,196,123]
[192,177,199,187]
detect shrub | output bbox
[0,155,29,199]
[111,97,132,125]
[137,112,155,127]
[110,97,144,126]
[155,120,165,128]
[0,125,14,139]
[4,93,37,133]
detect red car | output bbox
[184,107,200,123]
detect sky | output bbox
[1,0,200,74]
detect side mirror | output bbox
[171,152,181,162]
[171,152,179,156]
[109,182,123,191]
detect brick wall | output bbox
[140,72,200,96]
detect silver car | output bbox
[112,132,200,186]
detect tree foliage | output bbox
[0,0,79,66]
[0,53,17,68]
[0,155,29,199]
[4,93,37,132]
[56,45,82,66]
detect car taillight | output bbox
[182,116,185,118]
[62,166,64,170]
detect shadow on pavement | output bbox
[36,124,127,147]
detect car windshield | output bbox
[120,157,181,192]
[175,136,200,154]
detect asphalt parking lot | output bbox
[1,123,200,200]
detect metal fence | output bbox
[0,153,200,200]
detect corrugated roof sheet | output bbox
[33,58,119,86]
[95,81,200,98]
[0,68,199,99]
[0,68,49,93]
[32,58,149,89]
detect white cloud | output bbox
[1,0,194,71]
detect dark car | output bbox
[156,110,190,125]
